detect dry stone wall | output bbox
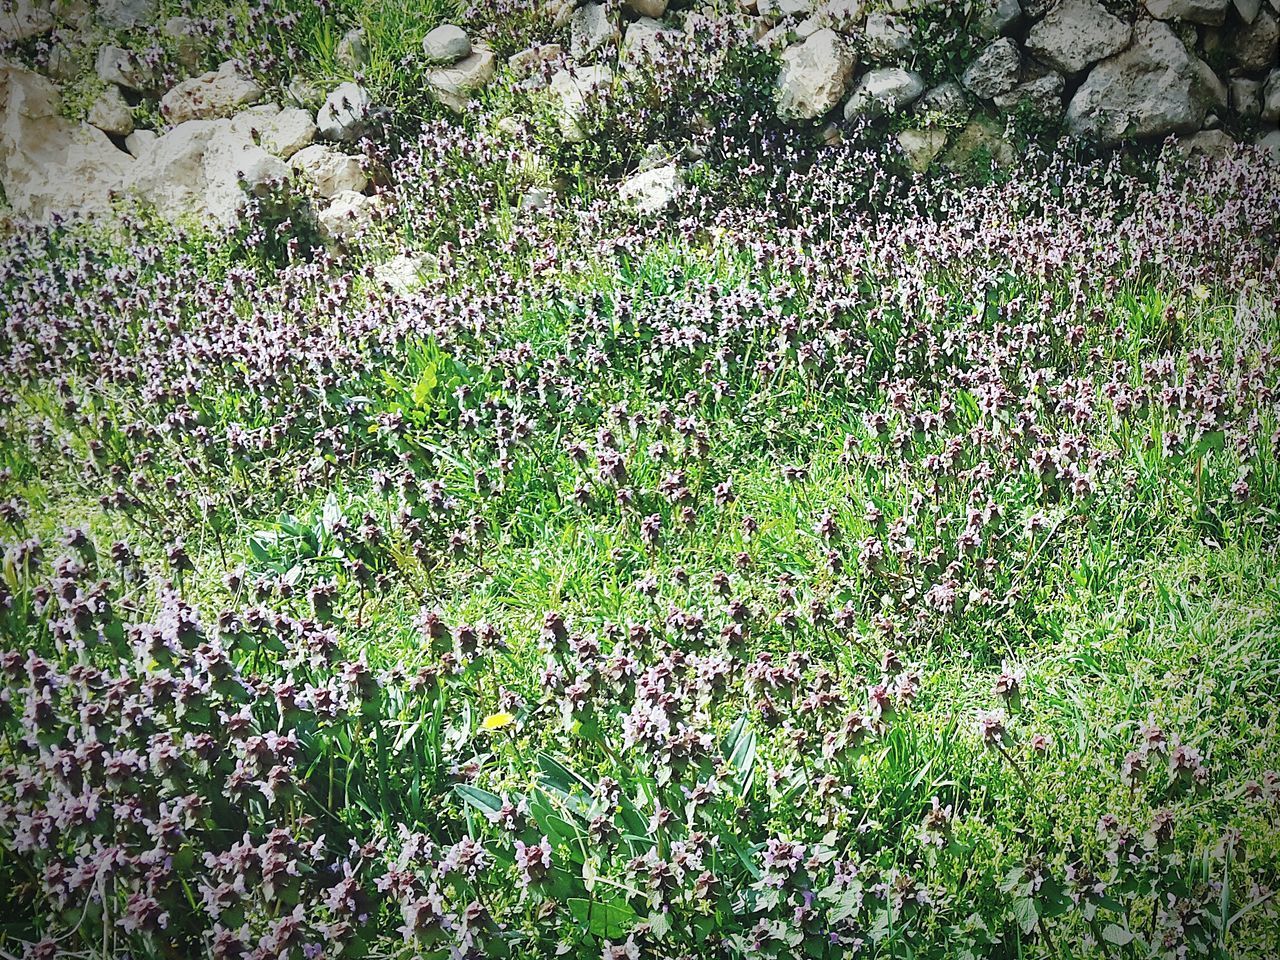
[1,0,1277,229]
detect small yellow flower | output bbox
[480,712,514,732]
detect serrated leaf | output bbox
[1011,897,1038,935]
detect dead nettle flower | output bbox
[601,935,642,960]
[919,796,953,849]
[1169,742,1209,789]
[977,711,1006,747]
[640,513,662,549]
[1121,750,1147,787]
[992,662,1025,712]
[514,836,552,888]
[1138,718,1168,757]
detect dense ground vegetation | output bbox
[3,5,1280,959]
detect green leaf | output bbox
[1191,429,1225,460]
[454,784,503,819]
[567,898,636,940]
[1101,923,1134,946]
[1011,897,1038,935]
[723,713,757,798]
[412,362,439,406]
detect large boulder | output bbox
[1066,20,1217,141]
[160,60,263,124]
[1144,0,1230,24]
[843,67,926,119]
[426,46,496,113]
[317,81,373,141]
[0,63,134,222]
[961,38,1022,99]
[0,61,138,224]
[776,28,855,121]
[1026,0,1131,75]
[123,118,288,228]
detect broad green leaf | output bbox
[454,784,503,820]
[567,898,636,940]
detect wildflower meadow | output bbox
[2,2,1279,959]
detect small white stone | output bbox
[422,24,471,63]
[125,128,157,157]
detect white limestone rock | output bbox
[160,60,263,124]
[1066,20,1219,141]
[775,28,855,121]
[618,164,683,214]
[422,24,471,63]
[88,85,134,136]
[961,38,1021,99]
[1144,0,1230,24]
[843,67,925,120]
[1026,0,1132,75]
[290,143,367,198]
[570,3,620,61]
[315,189,384,244]
[548,65,614,143]
[427,45,496,113]
[317,81,373,141]
[0,63,134,222]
